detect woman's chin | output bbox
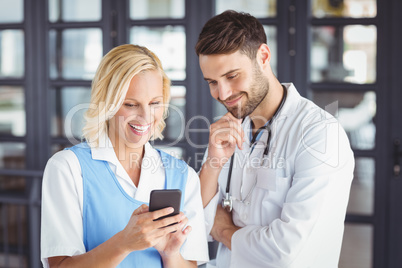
[126,132,153,147]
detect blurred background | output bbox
[0,0,401,267]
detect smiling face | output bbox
[199,50,269,119]
[108,70,164,150]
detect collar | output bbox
[91,136,158,165]
[276,83,300,118]
[241,83,301,142]
[242,83,300,127]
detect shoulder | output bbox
[290,99,353,166]
[151,146,188,171]
[289,99,346,150]
[46,149,80,170]
[64,142,91,156]
[43,148,83,191]
[185,165,199,183]
[279,85,329,131]
[284,89,340,136]
[149,145,198,181]
[282,87,352,155]
[44,148,83,183]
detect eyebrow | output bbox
[204,68,240,81]
[125,96,164,101]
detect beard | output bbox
[222,64,270,119]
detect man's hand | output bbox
[210,205,241,250]
[207,113,244,169]
[199,113,244,207]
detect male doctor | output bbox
[196,10,355,268]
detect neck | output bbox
[109,132,145,186]
[250,80,284,131]
[114,141,144,168]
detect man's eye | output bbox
[208,81,217,85]
[228,74,238,79]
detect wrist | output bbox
[160,251,182,267]
[157,245,181,258]
[114,231,132,256]
[218,225,240,251]
[204,156,225,172]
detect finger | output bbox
[216,113,242,128]
[179,213,188,223]
[222,112,244,127]
[172,214,189,235]
[157,219,186,235]
[172,224,192,243]
[226,114,245,147]
[214,115,245,146]
[212,128,244,150]
[182,225,192,235]
[212,116,242,134]
[221,112,241,122]
[236,127,245,149]
[150,221,181,238]
[132,204,149,216]
[151,207,175,221]
[177,215,189,230]
[170,225,192,243]
[155,212,186,229]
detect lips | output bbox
[129,123,151,136]
[224,94,243,107]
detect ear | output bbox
[257,44,271,68]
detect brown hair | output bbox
[195,10,266,59]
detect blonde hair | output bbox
[82,44,171,147]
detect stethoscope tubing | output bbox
[222,86,288,211]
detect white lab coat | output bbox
[203,83,354,268]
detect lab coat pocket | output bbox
[258,169,291,224]
[256,168,291,193]
[256,168,277,192]
[272,175,292,202]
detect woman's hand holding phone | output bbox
[119,189,190,257]
[119,204,186,254]
[149,189,192,258]
[154,213,191,258]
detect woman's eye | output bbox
[150,101,161,106]
[124,103,138,108]
[228,74,238,79]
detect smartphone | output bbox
[149,189,182,222]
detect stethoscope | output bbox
[222,86,287,211]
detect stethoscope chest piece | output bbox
[222,193,233,212]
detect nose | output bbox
[217,82,232,101]
[136,106,152,122]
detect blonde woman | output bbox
[41,44,209,268]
